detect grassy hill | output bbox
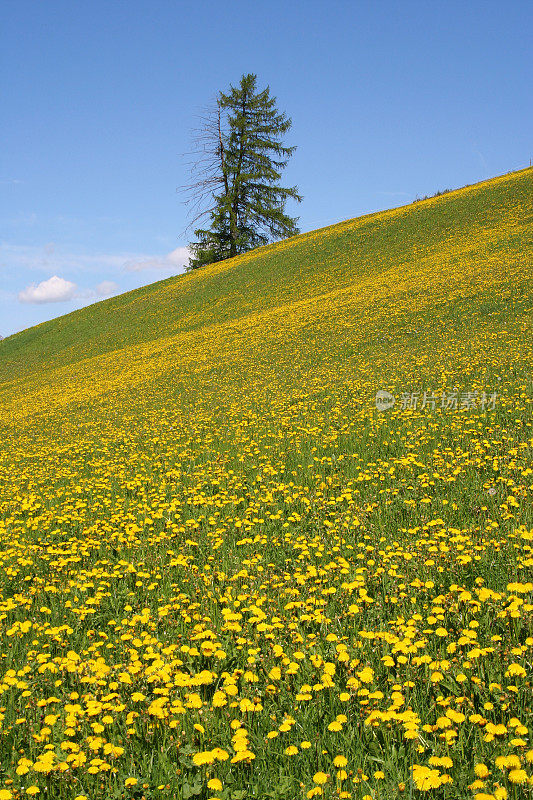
[0,167,532,800]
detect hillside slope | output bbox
[1,167,531,388]
[0,168,532,800]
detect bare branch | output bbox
[177,98,229,236]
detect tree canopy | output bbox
[184,73,302,270]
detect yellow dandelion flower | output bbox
[508,769,527,784]
[211,748,229,761]
[411,764,443,791]
[334,755,348,768]
[505,663,526,678]
[357,667,374,683]
[192,751,215,766]
[284,746,298,755]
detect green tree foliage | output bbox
[184,74,302,270]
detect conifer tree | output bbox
[184,74,302,269]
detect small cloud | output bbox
[19,275,77,304]
[123,246,189,272]
[95,280,119,297]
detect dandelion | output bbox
[334,756,348,768]
[284,746,298,755]
[411,765,444,791]
[505,663,526,678]
[193,751,215,766]
[508,769,527,784]
[357,667,374,683]
[493,789,508,800]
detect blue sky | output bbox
[1,0,531,337]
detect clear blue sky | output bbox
[1,0,531,337]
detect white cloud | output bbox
[123,247,189,272]
[19,275,77,304]
[18,276,120,305]
[95,280,119,297]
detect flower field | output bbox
[0,167,532,799]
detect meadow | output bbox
[0,167,531,800]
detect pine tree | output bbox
[184,74,302,269]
